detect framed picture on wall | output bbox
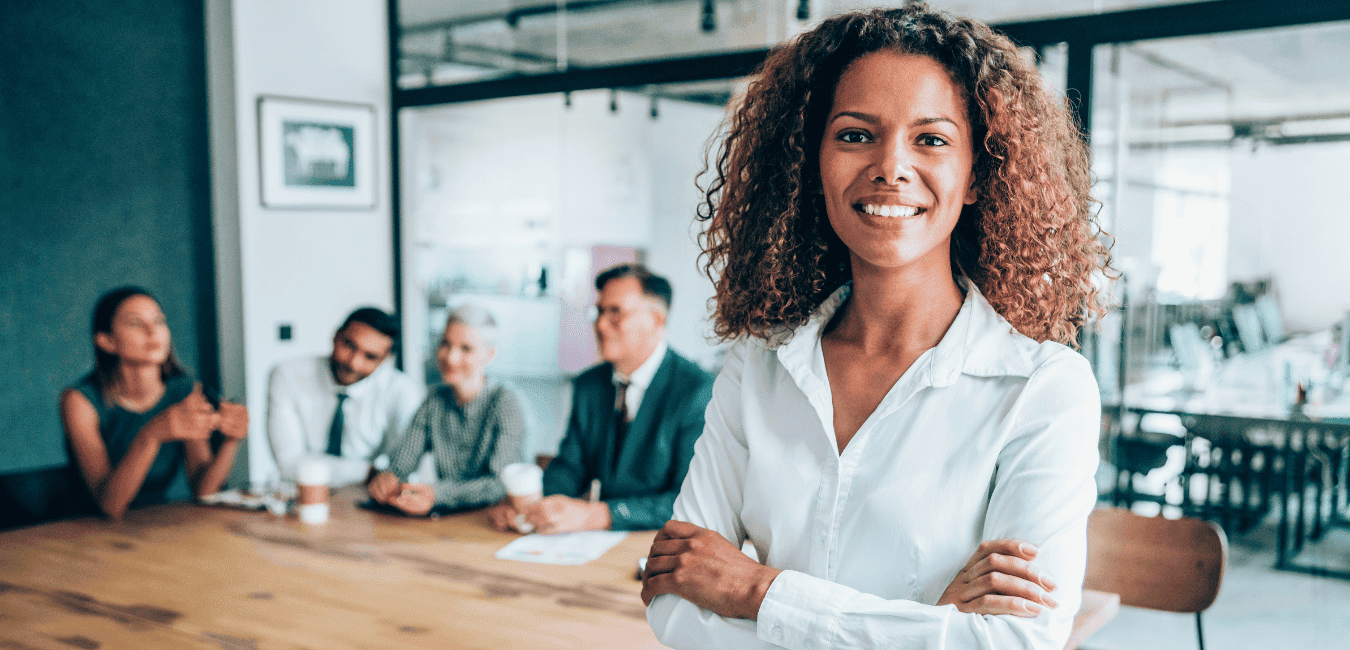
[257,96,376,209]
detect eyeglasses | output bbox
[587,304,659,323]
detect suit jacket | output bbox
[543,348,714,530]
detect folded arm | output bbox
[647,348,1100,650]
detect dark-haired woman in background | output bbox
[642,4,1112,649]
[60,287,247,520]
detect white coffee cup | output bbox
[500,462,543,533]
[296,455,332,525]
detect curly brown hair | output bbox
[699,3,1112,345]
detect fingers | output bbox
[966,551,1057,593]
[961,570,1059,610]
[647,538,691,559]
[521,497,568,533]
[486,504,516,532]
[642,552,681,578]
[641,570,677,606]
[393,487,433,515]
[957,594,1045,618]
[962,539,1036,574]
[368,473,400,503]
[656,519,702,540]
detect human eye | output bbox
[837,130,871,144]
[917,134,950,147]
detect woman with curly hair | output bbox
[641,4,1111,649]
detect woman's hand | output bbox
[936,539,1059,617]
[367,471,401,505]
[485,499,521,532]
[641,520,781,620]
[216,401,249,439]
[144,384,217,444]
[391,483,435,516]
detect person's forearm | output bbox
[97,430,163,520]
[192,439,241,497]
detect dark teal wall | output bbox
[0,0,217,475]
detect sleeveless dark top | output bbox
[69,372,195,510]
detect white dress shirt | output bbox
[615,338,668,420]
[648,281,1100,650]
[267,356,424,486]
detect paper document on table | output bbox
[495,531,628,565]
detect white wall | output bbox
[1228,142,1350,332]
[209,0,394,486]
[645,98,727,370]
[402,90,723,368]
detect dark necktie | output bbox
[612,378,629,469]
[326,393,348,457]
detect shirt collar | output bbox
[438,376,497,410]
[616,338,668,388]
[775,277,1034,391]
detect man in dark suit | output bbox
[489,264,714,533]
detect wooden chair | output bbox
[1084,507,1228,650]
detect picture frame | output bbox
[257,95,376,209]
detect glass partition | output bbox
[1091,20,1350,389]
[399,85,735,455]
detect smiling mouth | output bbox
[856,203,922,218]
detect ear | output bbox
[652,308,668,330]
[95,332,117,355]
[964,180,978,205]
[484,347,497,366]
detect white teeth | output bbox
[860,204,920,217]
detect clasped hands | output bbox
[640,521,1059,621]
[367,472,436,516]
[147,383,248,444]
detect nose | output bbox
[871,136,914,185]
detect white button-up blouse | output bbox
[647,281,1100,650]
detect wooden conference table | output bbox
[0,489,1117,649]
[0,488,661,650]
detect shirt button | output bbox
[816,530,827,544]
[803,640,814,650]
[771,626,784,642]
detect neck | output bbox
[450,375,486,406]
[831,254,964,354]
[613,338,662,377]
[113,361,165,399]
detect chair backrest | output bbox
[1084,507,1227,614]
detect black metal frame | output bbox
[384,0,1350,367]
[1124,406,1350,579]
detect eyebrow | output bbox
[829,111,958,128]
